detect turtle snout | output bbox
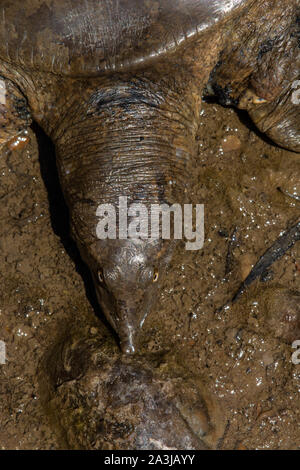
[116,304,142,355]
[120,334,136,355]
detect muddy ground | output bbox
[0,101,299,450]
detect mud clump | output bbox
[40,324,225,450]
[0,102,299,449]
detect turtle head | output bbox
[81,238,174,355]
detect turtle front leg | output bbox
[237,47,300,153]
[0,76,31,151]
[243,89,300,153]
[206,0,300,153]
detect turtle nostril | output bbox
[120,339,136,355]
[119,323,138,355]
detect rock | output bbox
[40,325,225,450]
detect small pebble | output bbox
[222,135,241,152]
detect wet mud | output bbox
[0,102,299,449]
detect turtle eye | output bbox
[153,270,159,283]
[98,269,104,284]
[252,96,268,105]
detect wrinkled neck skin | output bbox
[55,70,200,354]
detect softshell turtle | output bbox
[0,0,299,354]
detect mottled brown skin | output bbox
[0,0,299,354]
